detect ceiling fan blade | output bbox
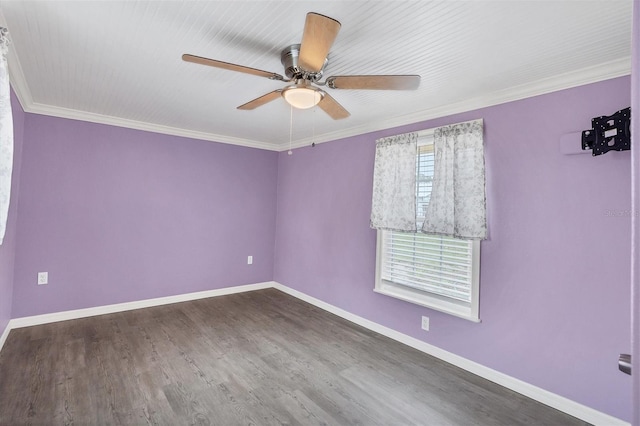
[318,92,350,120]
[298,13,341,73]
[183,54,284,80]
[326,75,421,90]
[237,90,283,110]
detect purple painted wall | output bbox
[274,76,632,421]
[630,1,639,424]
[11,115,278,317]
[3,73,632,420]
[0,91,25,334]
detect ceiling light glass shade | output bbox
[282,86,323,109]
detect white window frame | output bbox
[374,129,481,322]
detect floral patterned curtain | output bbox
[370,132,418,232]
[0,27,12,245]
[422,119,487,240]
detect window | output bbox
[374,130,481,322]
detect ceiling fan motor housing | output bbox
[280,44,327,81]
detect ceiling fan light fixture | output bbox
[282,85,324,109]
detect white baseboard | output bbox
[0,321,11,354]
[0,280,628,426]
[272,282,629,426]
[8,281,274,329]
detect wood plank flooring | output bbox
[0,289,587,425]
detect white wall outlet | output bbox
[37,272,48,285]
[247,255,253,265]
[421,316,430,331]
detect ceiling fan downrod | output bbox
[280,44,327,82]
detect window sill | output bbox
[374,282,480,323]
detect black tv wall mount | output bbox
[582,107,631,156]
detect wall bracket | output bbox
[581,107,631,156]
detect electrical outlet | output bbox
[247,255,253,265]
[37,272,48,285]
[421,316,430,331]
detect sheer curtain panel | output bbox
[0,27,12,245]
[422,119,487,240]
[370,133,418,232]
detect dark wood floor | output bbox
[0,289,587,425]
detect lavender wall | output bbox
[630,1,639,424]
[11,115,278,317]
[274,76,632,421]
[0,91,25,334]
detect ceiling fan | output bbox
[182,12,420,120]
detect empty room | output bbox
[0,1,638,425]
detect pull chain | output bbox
[288,104,293,155]
[312,105,316,147]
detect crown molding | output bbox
[6,26,629,154]
[22,101,281,151]
[286,56,631,151]
[2,33,279,151]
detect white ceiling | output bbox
[0,1,633,151]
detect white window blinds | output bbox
[375,130,480,320]
[380,232,474,303]
[380,138,475,303]
[416,142,434,219]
